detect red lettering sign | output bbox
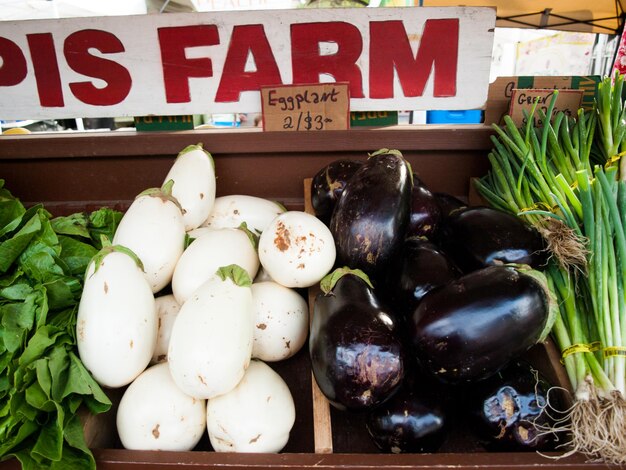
[158,25,219,103]
[0,37,27,86]
[0,8,494,119]
[27,33,64,107]
[369,18,459,99]
[291,22,364,99]
[215,24,282,103]
[65,30,131,106]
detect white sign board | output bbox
[0,7,495,120]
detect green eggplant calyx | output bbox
[215,264,252,287]
[237,222,260,250]
[178,143,204,156]
[137,186,163,199]
[183,233,194,249]
[320,266,374,294]
[515,265,558,343]
[136,181,184,214]
[160,179,175,197]
[90,242,145,276]
[368,148,404,160]
[178,143,215,171]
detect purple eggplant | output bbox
[310,267,406,411]
[366,378,446,453]
[387,237,461,319]
[311,159,363,225]
[330,149,412,283]
[438,206,549,273]
[410,265,556,384]
[434,192,467,217]
[407,176,441,239]
[469,360,559,451]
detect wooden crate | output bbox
[0,126,602,469]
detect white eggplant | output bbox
[117,363,206,451]
[172,227,259,305]
[202,195,285,234]
[77,244,157,388]
[258,211,335,288]
[168,265,254,399]
[164,144,216,231]
[151,294,181,364]
[112,181,185,293]
[206,360,295,453]
[186,226,213,239]
[251,282,308,362]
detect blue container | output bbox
[426,110,483,124]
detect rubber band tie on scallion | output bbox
[475,71,626,464]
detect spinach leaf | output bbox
[56,237,97,278]
[0,184,121,470]
[50,214,91,239]
[86,208,122,249]
[0,215,41,274]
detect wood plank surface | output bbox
[303,177,333,454]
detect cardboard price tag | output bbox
[508,88,584,127]
[484,76,599,125]
[261,83,350,131]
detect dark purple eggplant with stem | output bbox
[410,265,557,384]
[310,267,406,411]
[438,206,549,273]
[330,149,413,283]
[311,159,363,225]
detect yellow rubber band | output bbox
[602,346,626,359]
[519,201,557,213]
[561,341,602,363]
[605,150,626,169]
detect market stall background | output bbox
[0,0,620,130]
[1,2,626,469]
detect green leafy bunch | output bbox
[0,180,121,470]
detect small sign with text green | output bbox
[350,111,398,127]
[508,89,584,127]
[135,115,194,132]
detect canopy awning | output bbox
[420,1,625,34]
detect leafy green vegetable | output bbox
[0,180,122,470]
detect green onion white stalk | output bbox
[476,75,626,463]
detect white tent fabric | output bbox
[0,0,147,20]
[4,0,620,34]
[420,0,626,34]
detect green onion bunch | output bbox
[475,73,626,464]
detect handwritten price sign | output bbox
[508,88,584,127]
[261,83,350,131]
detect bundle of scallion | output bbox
[475,73,626,464]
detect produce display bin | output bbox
[0,126,608,469]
